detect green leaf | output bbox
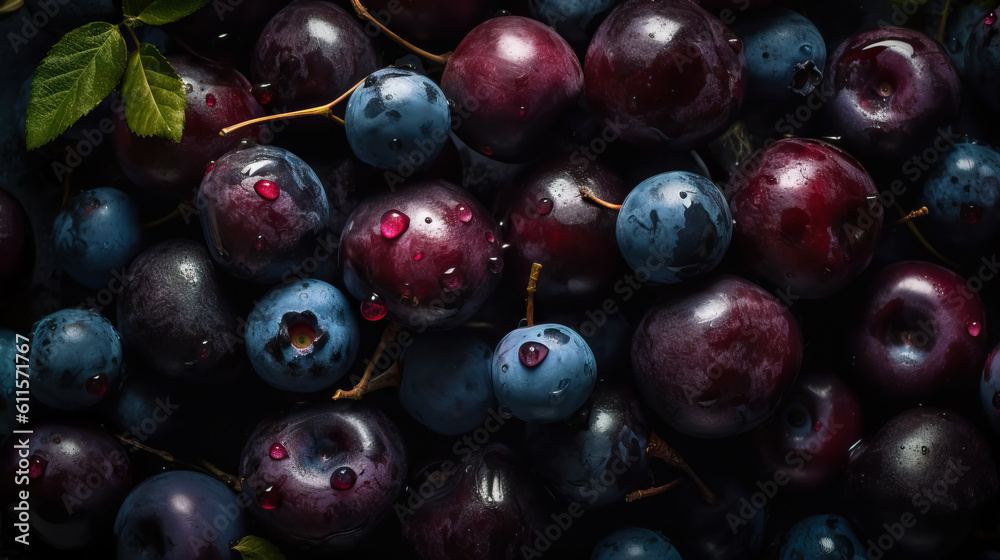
[128,0,211,25]
[232,536,287,560]
[121,43,186,142]
[25,22,127,150]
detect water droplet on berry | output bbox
[481,146,494,156]
[424,216,432,224]
[254,180,280,200]
[361,295,387,321]
[485,232,495,243]
[200,340,212,359]
[269,443,287,460]
[258,486,280,509]
[986,12,997,25]
[254,236,265,251]
[381,210,410,239]
[206,161,216,173]
[488,257,503,273]
[441,268,464,291]
[519,107,526,116]
[728,36,743,54]
[457,205,473,223]
[251,83,274,105]
[812,421,823,432]
[501,364,509,373]
[968,321,982,337]
[86,373,107,396]
[28,454,47,478]
[961,203,982,224]
[537,198,553,215]
[390,138,403,150]
[518,341,549,367]
[679,191,688,199]
[331,467,357,490]
[205,93,216,106]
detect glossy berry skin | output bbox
[117,239,243,380]
[198,143,330,283]
[339,180,503,331]
[493,157,626,305]
[850,260,989,398]
[252,0,379,113]
[585,0,746,148]
[239,401,407,549]
[981,342,1000,434]
[591,527,682,560]
[524,383,649,510]
[824,27,962,160]
[399,329,495,435]
[919,140,1000,246]
[1,424,131,550]
[114,56,265,201]
[755,371,863,490]
[730,8,827,99]
[345,69,451,172]
[777,514,865,560]
[246,279,359,393]
[847,408,999,559]
[400,444,554,560]
[365,0,489,44]
[52,187,141,290]
[29,309,122,410]
[632,275,803,438]
[492,323,597,423]
[528,0,619,50]
[441,15,584,161]
[616,171,732,284]
[726,138,881,299]
[115,471,248,560]
[966,7,1000,113]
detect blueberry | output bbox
[777,514,866,560]
[591,527,682,559]
[616,171,732,284]
[919,139,1000,246]
[345,68,450,172]
[245,279,359,393]
[52,187,142,289]
[731,8,827,98]
[528,0,618,49]
[492,323,596,423]
[29,308,123,410]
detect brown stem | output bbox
[625,477,683,503]
[365,361,402,393]
[580,189,622,210]
[645,431,718,506]
[937,0,953,43]
[142,206,183,229]
[889,206,929,227]
[115,433,241,491]
[525,263,542,327]
[348,0,451,65]
[333,322,403,400]
[197,459,242,492]
[220,76,366,137]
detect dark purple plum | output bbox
[339,179,503,330]
[113,56,265,201]
[493,156,626,306]
[965,7,1000,113]
[849,260,988,399]
[239,401,407,550]
[441,15,584,161]
[726,138,882,299]
[660,474,767,560]
[1,424,131,549]
[632,275,803,438]
[163,0,287,71]
[847,408,999,559]
[584,0,747,148]
[366,0,489,44]
[754,371,863,490]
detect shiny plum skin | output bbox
[365,0,489,44]
[114,471,248,560]
[918,139,1000,246]
[239,401,407,550]
[776,514,866,560]
[726,138,882,299]
[1,424,131,550]
[965,7,1000,113]
[584,0,747,148]
[52,187,141,290]
[339,180,503,331]
[850,260,989,399]
[824,27,962,160]
[251,0,379,113]
[400,444,555,560]
[198,142,330,283]
[493,157,626,305]
[632,275,803,438]
[113,56,265,201]
[591,527,682,560]
[441,15,584,162]
[755,371,863,490]
[847,408,999,559]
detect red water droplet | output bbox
[254,236,265,251]
[206,161,216,173]
[812,421,823,432]
[361,296,387,321]
[258,486,280,509]
[252,83,274,106]
[961,203,982,224]
[254,180,280,200]
[488,257,503,274]
[986,11,997,25]
[28,454,47,478]
[381,210,410,239]
[200,340,212,359]
[519,107,526,116]
[485,232,495,243]
[518,341,549,367]
[481,146,494,156]
[441,268,464,292]
[269,443,287,460]
[86,373,107,397]
[413,251,423,261]
[969,321,982,337]
[205,93,216,106]
[993,391,1000,410]
[331,467,357,490]
[457,205,473,223]
[537,198,553,215]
